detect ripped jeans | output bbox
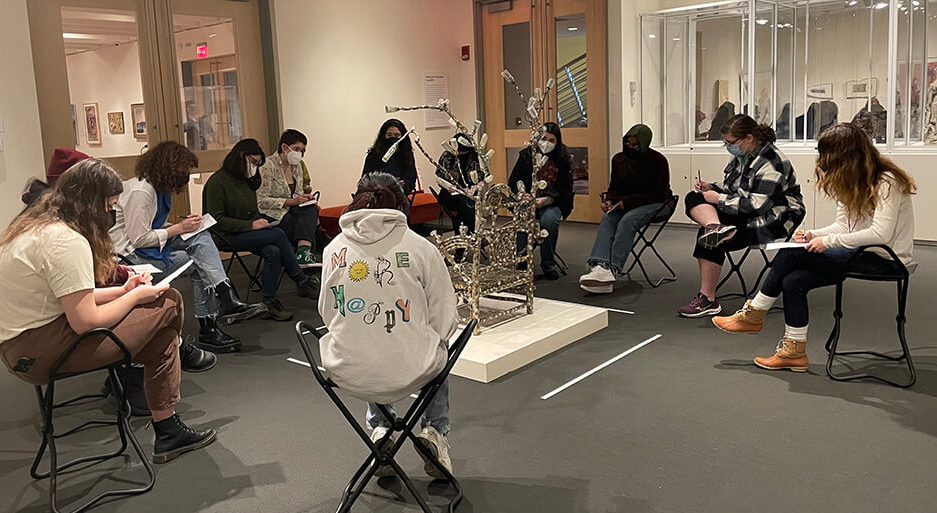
[126,231,229,318]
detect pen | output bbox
[697,170,701,183]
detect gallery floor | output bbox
[1,222,936,513]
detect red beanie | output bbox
[47,148,90,184]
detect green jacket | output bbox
[202,168,262,244]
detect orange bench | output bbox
[319,192,440,237]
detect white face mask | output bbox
[538,139,556,154]
[286,150,303,166]
[245,157,257,177]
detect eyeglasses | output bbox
[722,137,741,148]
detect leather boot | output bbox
[198,316,242,354]
[713,300,767,333]
[753,337,809,372]
[152,414,216,464]
[215,281,267,325]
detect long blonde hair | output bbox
[1,159,124,283]
[815,123,916,220]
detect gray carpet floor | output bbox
[2,221,936,513]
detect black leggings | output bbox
[277,205,320,250]
[685,191,758,265]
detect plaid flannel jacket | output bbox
[714,143,806,242]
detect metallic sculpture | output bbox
[384,70,555,333]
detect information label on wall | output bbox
[423,72,450,129]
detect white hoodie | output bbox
[318,208,458,404]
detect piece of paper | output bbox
[157,260,194,285]
[423,72,450,129]
[299,199,318,207]
[128,264,162,274]
[180,214,217,241]
[765,242,808,251]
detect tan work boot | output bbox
[712,300,766,333]
[753,337,809,372]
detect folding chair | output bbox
[622,195,679,288]
[27,328,156,513]
[295,319,477,513]
[429,186,461,234]
[825,245,915,388]
[211,229,284,301]
[716,233,794,301]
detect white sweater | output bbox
[811,173,915,269]
[317,209,458,404]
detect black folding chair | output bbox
[825,245,915,388]
[295,319,477,513]
[429,187,461,234]
[716,233,795,301]
[622,195,679,288]
[26,328,156,513]
[211,229,284,301]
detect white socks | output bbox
[750,292,778,311]
[784,325,808,342]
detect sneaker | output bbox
[297,277,319,300]
[152,414,217,464]
[698,223,737,250]
[414,426,452,479]
[370,426,396,478]
[677,292,722,318]
[180,339,218,372]
[712,300,766,333]
[753,337,809,372]
[261,298,293,322]
[297,246,322,269]
[579,265,616,292]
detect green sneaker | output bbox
[296,246,320,269]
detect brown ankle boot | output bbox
[713,300,766,333]
[753,337,808,372]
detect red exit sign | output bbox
[196,42,208,59]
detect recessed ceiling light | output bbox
[567,27,578,31]
[756,18,768,25]
[648,33,656,39]
[673,37,681,41]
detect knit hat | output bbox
[47,148,90,184]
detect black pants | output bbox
[685,191,759,265]
[438,190,476,234]
[277,205,320,250]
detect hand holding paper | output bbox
[180,214,217,241]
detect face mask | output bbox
[726,143,745,157]
[538,139,556,154]
[245,157,257,177]
[106,209,117,230]
[286,150,303,166]
[623,146,642,160]
[386,136,401,143]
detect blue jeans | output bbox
[367,378,450,436]
[227,227,305,299]
[587,203,669,274]
[127,232,229,318]
[760,247,856,327]
[517,205,563,273]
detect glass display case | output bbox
[641,0,937,148]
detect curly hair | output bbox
[136,141,198,194]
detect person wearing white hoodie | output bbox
[318,172,459,479]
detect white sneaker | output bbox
[579,266,615,293]
[370,426,396,478]
[414,426,452,479]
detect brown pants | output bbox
[0,288,184,412]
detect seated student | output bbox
[203,139,318,322]
[713,123,916,371]
[679,114,805,318]
[257,129,322,268]
[509,121,574,280]
[580,124,675,293]
[435,134,487,234]
[112,141,266,354]
[362,118,418,195]
[318,172,459,478]
[0,159,216,464]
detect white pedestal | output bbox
[452,296,609,383]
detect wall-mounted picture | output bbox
[107,112,125,135]
[131,103,146,140]
[807,83,834,99]
[83,103,101,145]
[845,78,878,99]
[70,104,79,145]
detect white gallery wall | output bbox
[0,0,45,229]
[272,0,477,208]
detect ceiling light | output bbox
[913,0,920,5]
[756,18,768,25]
[848,0,857,4]
[567,27,578,31]
[874,2,888,8]
[673,37,681,40]
[62,33,97,39]
[648,33,656,38]
[209,33,216,37]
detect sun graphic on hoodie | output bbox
[348,260,369,282]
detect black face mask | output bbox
[623,146,642,160]
[107,209,117,230]
[386,136,401,143]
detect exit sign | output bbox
[196,42,208,59]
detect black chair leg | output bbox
[716,249,750,300]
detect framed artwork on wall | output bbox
[70,104,79,145]
[108,112,125,134]
[83,103,101,145]
[845,78,878,99]
[131,103,146,140]
[807,83,834,100]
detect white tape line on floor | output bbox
[540,334,663,400]
[286,357,419,399]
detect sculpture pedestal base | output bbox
[452,296,608,383]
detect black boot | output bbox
[151,414,216,464]
[297,276,319,300]
[215,281,267,326]
[197,317,242,354]
[102,364,150,417]
[181,337,218,371]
